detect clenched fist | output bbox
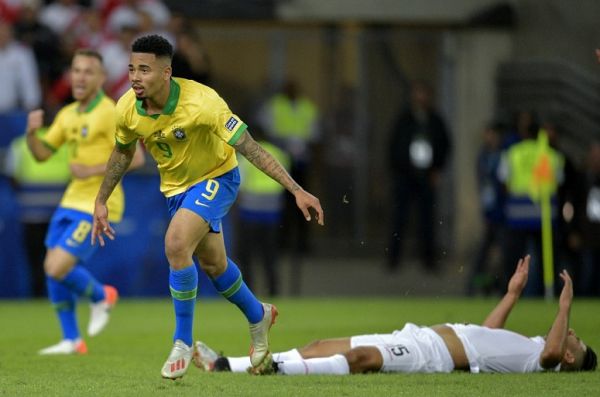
[27,109,44,136]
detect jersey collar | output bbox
[78,90,104,114]
[135,78,180,119]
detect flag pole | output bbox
[532,131,555,301]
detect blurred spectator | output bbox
[39,0,82,36]
[74,7,106,49]
[235,129,290,297]
[466,122,505,296]
[4,129,70,297]
[257,79,320,256]
[13,0,63,91]
[0,18,41,113]
[93,0,121,22]
[497,128,564,296]
[171,29,211,85]
[574,142,600,296]
[136,8,174,45]
[104,0,137,33]
[386,80,451,273]
[502,110,538,149]
[105,0,169,36]
[99,24,139,100]
[166,10,186,36]
[323,84,357,239]
[542,117,581,279]
[0,0,20,23]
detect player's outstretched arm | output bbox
[92,143,136,246]
[24,109,53,161]
[234,130,324,225]
[540,270,573,369]
[482,255,530,329]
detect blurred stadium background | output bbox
[1,0,600,300]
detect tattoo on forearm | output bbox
[236,134,300,193]
[96,148,133,203]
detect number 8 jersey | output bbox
[42,91,124,222]
[115,78,248,197]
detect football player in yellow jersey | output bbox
[92,35,324,379]
[25,49,145,355]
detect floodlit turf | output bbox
[1,297,599,396]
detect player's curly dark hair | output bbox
[131,34,173,60]
[582,345,597,371]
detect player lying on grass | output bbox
[193,256,596,374]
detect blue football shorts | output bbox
[45,207,97,262]
[166,167,240,233]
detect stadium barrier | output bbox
[0,173,225,298]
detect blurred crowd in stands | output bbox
[1,1,598,299]
[468,110,600,298]
[0,0,323,299]
[0,0,210,118]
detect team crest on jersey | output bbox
[81,125,88,138]
[225,117,238,131]
[172,127,186,140]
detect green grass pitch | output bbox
[1,297,599,396]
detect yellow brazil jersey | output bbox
[42,91,125,222]
[115,78,247,197]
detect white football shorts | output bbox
[350,323,454,373]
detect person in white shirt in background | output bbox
[0,18,41,113]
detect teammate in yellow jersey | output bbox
[92,34,324,380]
[25,49,145,355]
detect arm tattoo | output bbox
[96,146,134,203]
[235,132,301,193]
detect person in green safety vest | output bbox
[236,129,291,297]
[257,79,320,257]
[498,127,564,296]
[4,128,70,297]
